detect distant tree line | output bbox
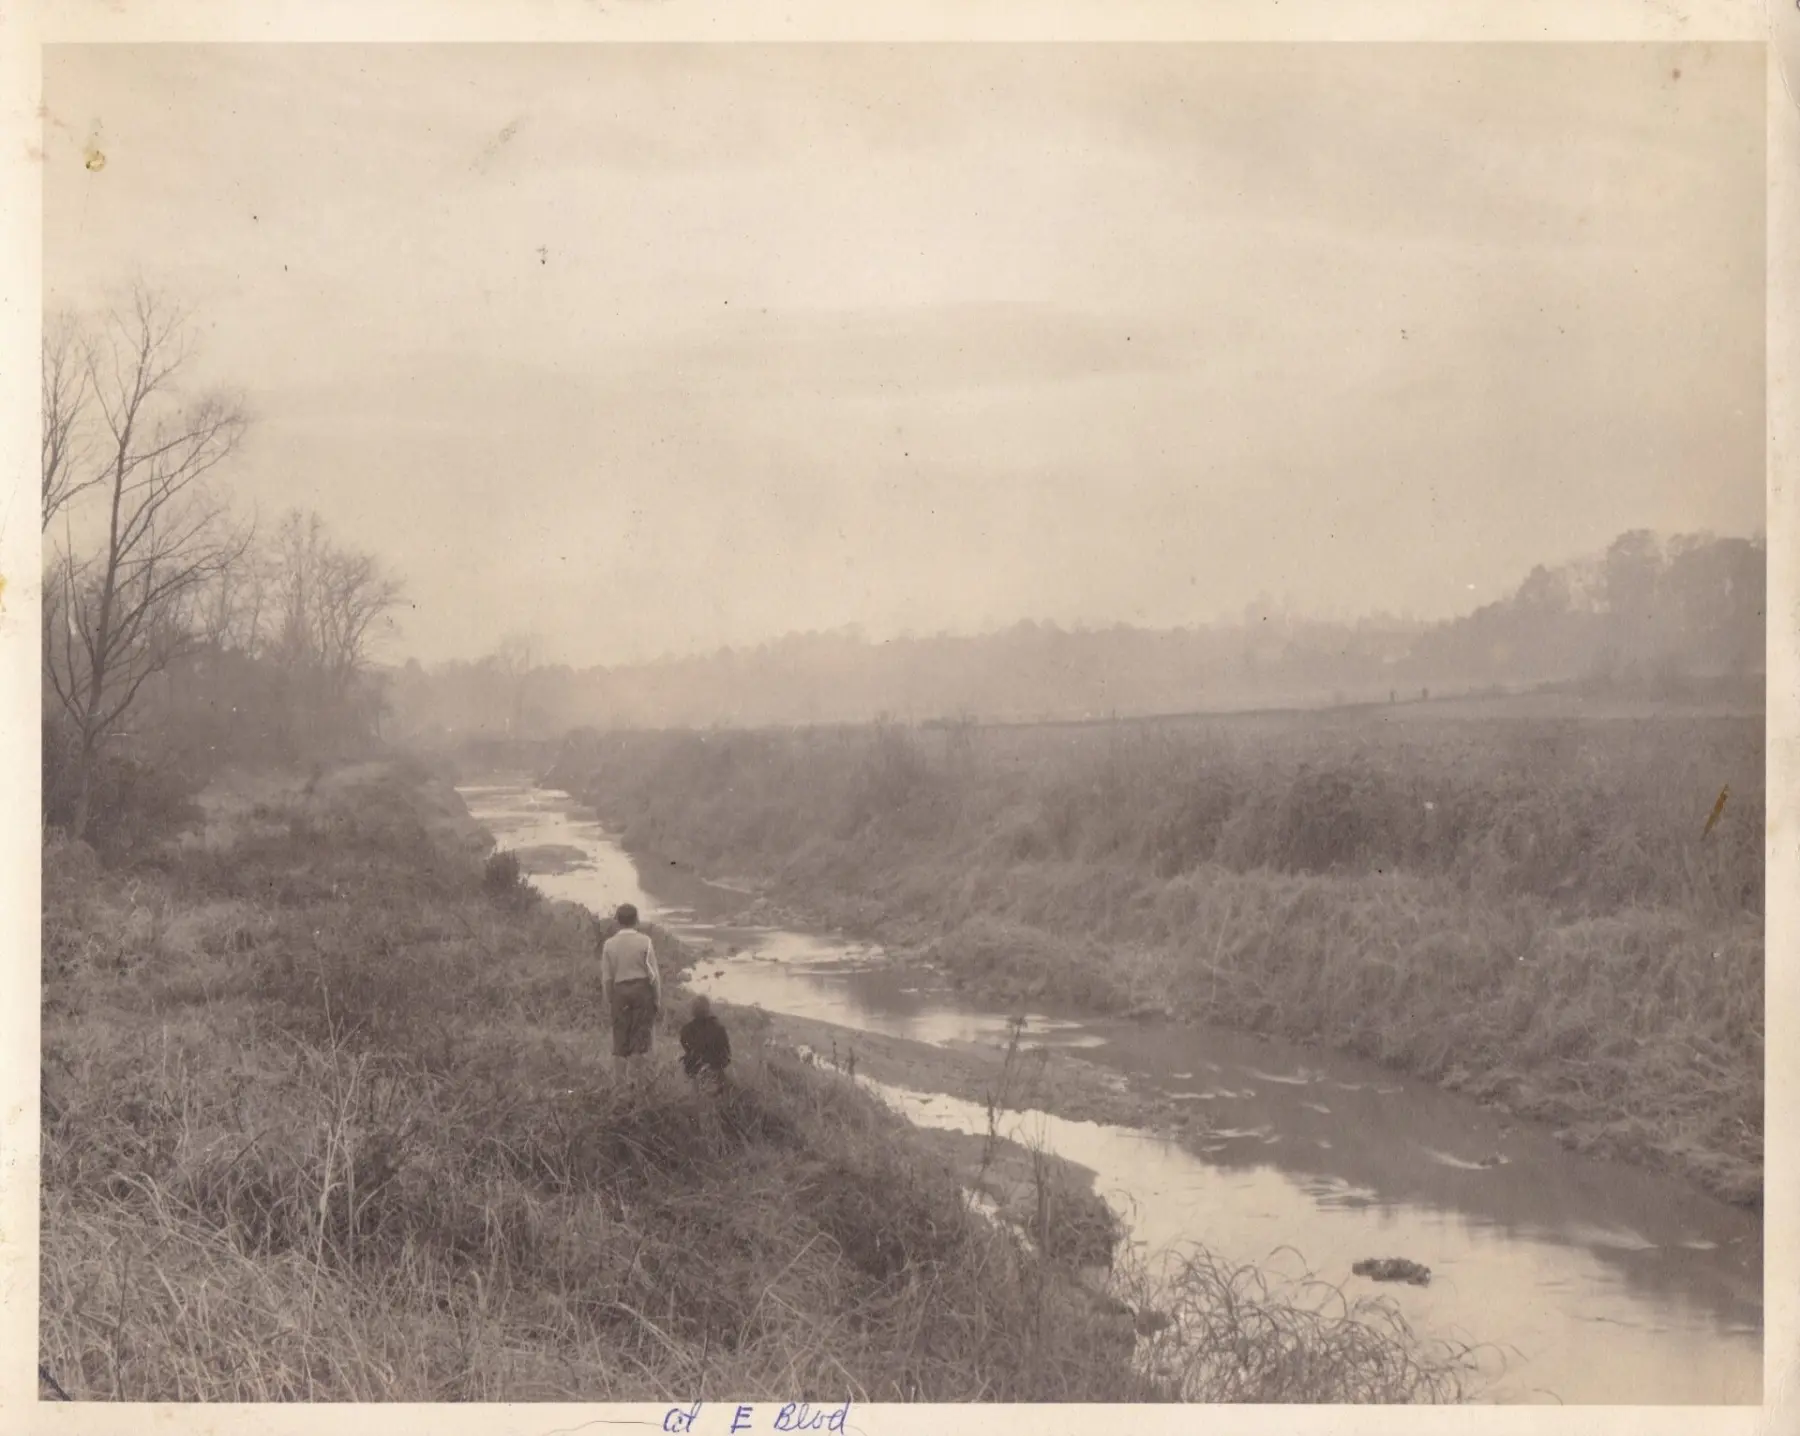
[41,287,403,853]
[1405,530,1763,690]
[388,527,1764,743]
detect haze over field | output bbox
[42,44,1764,669]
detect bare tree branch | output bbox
[263,507,405,749]
[44,284,251,839]
[41,310,100,529]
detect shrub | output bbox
[481,848,537,908]
[43,727,206,865]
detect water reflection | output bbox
[683,925,1108,1052]
[459,779,1763,1406]
[862,1079,1758,1406]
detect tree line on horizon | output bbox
[388,526,1766,745]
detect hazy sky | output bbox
[42,44,1764,666]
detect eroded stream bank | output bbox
[459,777,1763,1406]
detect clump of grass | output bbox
[481,848,539,909]
[1112,1245,1490,1403]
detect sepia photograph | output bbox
[10,20,1784,1422]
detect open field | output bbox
[40,759,1475,1402]
[549,705,1764,1205]
[913,677,1766,735]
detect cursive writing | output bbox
[661,1403,852,1435]
[773,1403,852,1432]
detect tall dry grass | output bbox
[41,761,1474,1402]
[551,709,1764,1203]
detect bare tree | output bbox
[268,508,328,674]
[313,538,405,699]
[265,507,404,747]
[195,541,268,654]
[42,286,249,839]
[41,309,97,530]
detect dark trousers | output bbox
[610,979,657,1057]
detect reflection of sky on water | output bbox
[458,781,1764,1407]
[864,1080,1759,1407]
[466,784,657,914]
[1084,1022,1764,1337]
[683,929,1108,1052]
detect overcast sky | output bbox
[42,43,1764,666]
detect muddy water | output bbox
[459,779,1762,1406]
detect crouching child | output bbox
[680,995,732,1090]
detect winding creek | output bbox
[457,777,1762,1406]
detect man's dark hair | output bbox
[615,903,639,928]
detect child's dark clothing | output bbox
[680,1013,732,1081]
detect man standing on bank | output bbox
[600,904,661,1080]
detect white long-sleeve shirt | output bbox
[600,928,660,998]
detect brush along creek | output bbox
[459,777,1762,1406]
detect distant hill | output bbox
[386,529,1765,739]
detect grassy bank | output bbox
[40,758,1473,1402]
[548,710,1764,1205]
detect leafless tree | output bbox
[314,540,405,698]
[41,309,97,530]
[42,286,249,839]
[267,508,327,673]
[265,508,404,744]
[195,542,269,654]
